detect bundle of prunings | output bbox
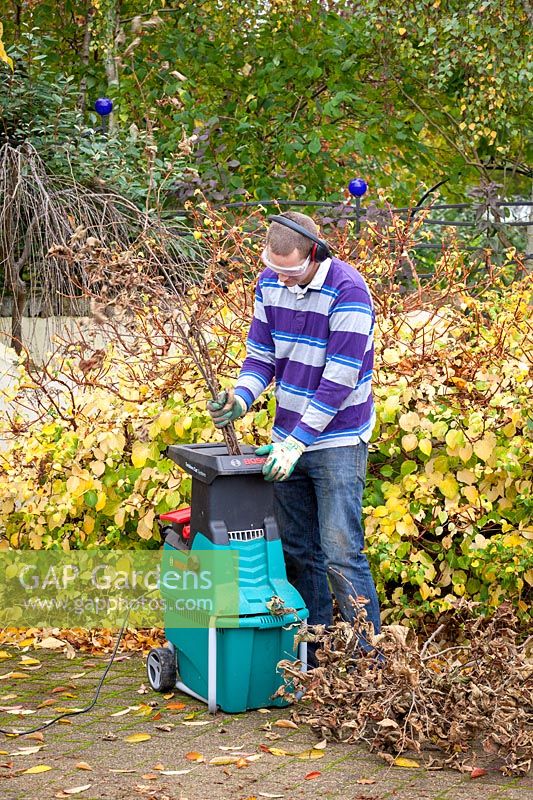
[277,603,532,776]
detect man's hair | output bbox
[266,210,319,258]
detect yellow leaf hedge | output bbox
[0,233,531,624]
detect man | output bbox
[208,211,380,647]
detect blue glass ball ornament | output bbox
[348,178,368,197]
[94,97,113,116]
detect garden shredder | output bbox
[146,443,308,713]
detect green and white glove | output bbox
[255,436,306,482]
[207,388,247,429]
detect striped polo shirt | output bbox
[234,257,375,451]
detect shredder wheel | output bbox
[146,647,177,692]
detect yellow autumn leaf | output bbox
[20,656,40,666]
[393,757,420,768]
[131,441,151,468]
[157,409,174,430]
[401,434,418,452]
[473,434,496,462]
[296,749,325,760]
[418,438,432,456]
[437,473,459,500]
[124,733,151,743]
[22,764,53,774]
[0,23,14,70]
[399,412,420,432]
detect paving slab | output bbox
[0,649,530,800]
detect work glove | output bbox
[207,388,247,429]
[255,436,306,482]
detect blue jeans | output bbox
[273,443,380,636]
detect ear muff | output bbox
[268,215,332,262]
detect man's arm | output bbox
[289,286,374,447]
[234,281,276,411]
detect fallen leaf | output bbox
[19,657,40,666]
[102,733,117,741]
[273,720,298,729]
[296,749,325,760]
[124,733,151,743]
[393,757,420,768]
[258,794,284,798]
[162,692,175,700]
[133,704,153,717]
[165,702,186,710]
[155,723,174,732]
[22,764,53,774]
[185,752,204,762]
[260,745,287,756]
[160,769,191,775]
[313,739,327,750]
[37,699,57,708]
[356,777,376,784]
[470,767,487,779]
[36,637,65,650]
[0,652,12,660]
[63,785,92,795]
[304,771,321,780]
[236,758,249,769]
[70,673,86,679]
[181,720,212,726]
[75,762,93,771]
[25,732,44,742]
[137,684,148,694]
[7,672,30,679]
[5,709,36,715]
[209,756,240,765]
[219,745,245,751]
[141,774,158,780]
[257,708,270,714]
[10,745,43,755]
[152,712,162,721]
[111,706,139,717]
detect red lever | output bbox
[160,506,191,524]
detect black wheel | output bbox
[146,647,177,692]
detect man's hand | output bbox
[255,436,306,482]
[207,388,247,428]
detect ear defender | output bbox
[268,215,332,263]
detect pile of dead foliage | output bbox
[278,603,532,776]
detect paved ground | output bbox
[0,648,530,800]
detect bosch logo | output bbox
[243,457,265,465]
[230,458,242,467]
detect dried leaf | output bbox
[296,749,325,760]
[25,732,44,742]
[185,751,204,762]
[165,702,186,710]
[470,768,487,779]
[75,762,93,771]
[356,777,376,784]
[22,764,53,774]
[304,771,321,780]
[393,757,420,768]
[124,733,151,743]
[209,756,240,765]
[160,769,191,775]
[63,785,92,794]
[273,719,298,729]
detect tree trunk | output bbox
[77,3,96,113]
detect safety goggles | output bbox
[261,248,311,277]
